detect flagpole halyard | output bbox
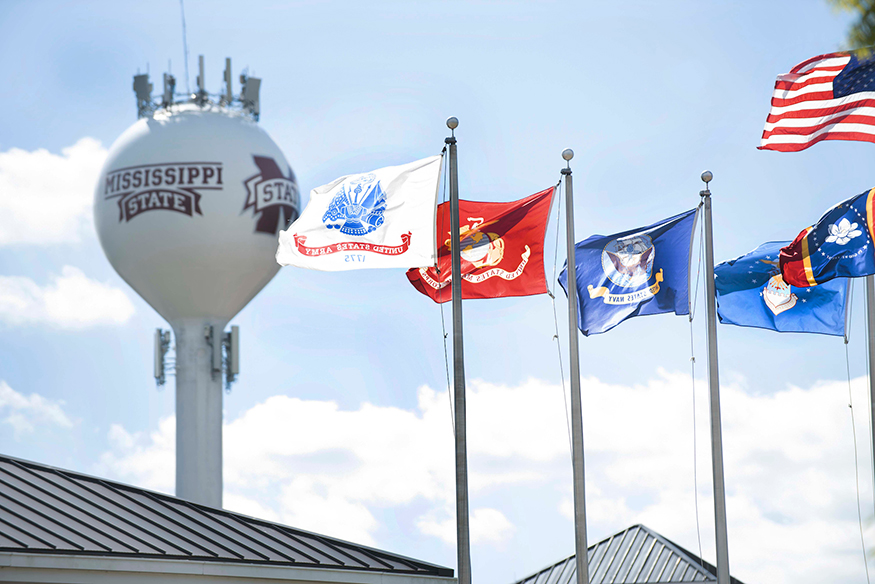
[865,275,875,521]
[561,148,589,584]
[446,116,472,584]
[699,171,731,584]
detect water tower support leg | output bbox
[172,318,225,508]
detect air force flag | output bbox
[716,241,848,336]
[559,209,698,336]
[276,156,442,271]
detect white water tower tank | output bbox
[94,57,298,507]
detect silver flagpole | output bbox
[446,116,472,584]
[866,275,875,519]
[699,171,730,584]
[561,149,589,584]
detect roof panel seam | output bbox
[94,483,234,559]
[4,461,177,555]
[0,474,139,553]
[0,501,85,551]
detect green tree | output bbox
[829,0,875,49]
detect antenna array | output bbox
[133,55,261,121]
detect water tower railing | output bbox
[133,56,260,121]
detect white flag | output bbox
[276,155,442,271]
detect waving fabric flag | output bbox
[559,208,698,336]
[276,155,442,270]
[716,241,848,336]
[780,187,875,287]
[760,50,875,152]
[406,188,554,302]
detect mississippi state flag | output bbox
[780,188,875,287]
[406,188,554,302]
[276,156,442,271]
[760,50,875,152]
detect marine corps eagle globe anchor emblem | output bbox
[448,217,505,268]
[322,173,387,236]
[413,216,532,290]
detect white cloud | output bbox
[96,372,875,584]
[0,381,73,439]
[0,138,107,246]
[418,508,516,546]
[0,266,135,328]
[96,418,175,493]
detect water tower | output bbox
[94,56,298,507]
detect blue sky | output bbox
[2,1,875,583]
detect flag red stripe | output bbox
[770,91,836,107]
[789,52,848,74]
[759,131,875,151]
[765,98,875,123]
[761,113,875,138]
[774,75,840,91]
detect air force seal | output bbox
[322,173,387,236]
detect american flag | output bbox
[760,50,875,152]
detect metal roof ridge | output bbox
[0,453,453,577]
[632,525,718,581]
[510,524,743,584]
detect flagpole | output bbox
[866,275,875,519]
[561,149,589,584]
[446,116,472,584]
[699,171,731,584]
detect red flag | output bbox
[406,187,554,302]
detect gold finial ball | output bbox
[562,148,574,161]
[446,117,459,130]
[701,170,713,183]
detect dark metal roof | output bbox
[513,525,745,584]
[0,453,452,577]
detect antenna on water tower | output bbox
[95,57,298,508]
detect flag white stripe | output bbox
[772,80,835,100]
[761,122,875,145]
[776,68,841,85]
[766,91,875,116]
[762,107,875,130]
[795,55,850,74]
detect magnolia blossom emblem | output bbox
[825,218,862,245]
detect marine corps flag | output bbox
[780,187,875,287]
[406,187,554,302]
[276,156,442,271]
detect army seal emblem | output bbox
[322,173,387,236]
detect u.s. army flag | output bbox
[276,155,442,270]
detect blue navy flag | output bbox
[559,208,698,336]
[716,242,848,337]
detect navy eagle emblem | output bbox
[601,234,655,288]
